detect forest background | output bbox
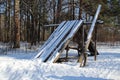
[0,0,120,48]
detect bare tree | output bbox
[79,0,82,19]
[14,0,20,48]
[56,0,62,23]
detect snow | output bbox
[0,45,120,80]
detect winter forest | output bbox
[0,0,120,48]
[0,0,120,80]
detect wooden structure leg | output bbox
[66,46,69,60]
[79,52,87,67]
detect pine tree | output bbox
[14,0,20,48]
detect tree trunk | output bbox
[7,0,11,42]
[14,0,20,48]
[27,12,30,42]
[79,0,82,19]
[72,0,75,20]
[0,14,1,41]
[51,0,56,33]
[56,0,62,23]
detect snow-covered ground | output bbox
[0,45,120,80]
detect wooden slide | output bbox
[34,20,83,62]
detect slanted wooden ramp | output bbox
[34,20,83,62]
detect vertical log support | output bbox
[79,24,88,67]
[79,5,101,67]
[94,24,97,61]
[66,45,69,60]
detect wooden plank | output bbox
[47,20,83,62]
[34,21,67,58]
[44,24,59,28]
[40,21,76,62]
[85,5,101,50]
